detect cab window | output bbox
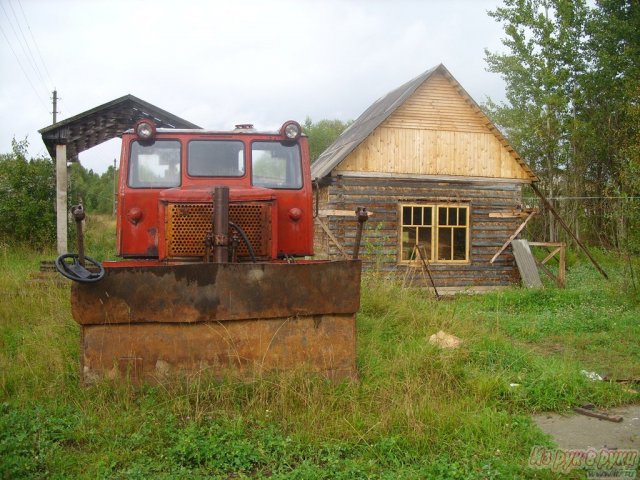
[251,141,302,189]
[128,140,181,188]
[188,140,245,177]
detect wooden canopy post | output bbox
[531,183,608,280]
[55,144,67,255]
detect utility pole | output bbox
[52,89,59,123]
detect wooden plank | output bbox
[534,258,562,287]
[541,247,561,265]
[490,211,536,263]
[315,217,349,259]
[489,212,532,218]
[318,209,374,217]
[511,240,543,288]
[335,170,532,184]
[528,242,565,247]
[559,244,566,288]
[416,244,440,299]
[335,123,532,180]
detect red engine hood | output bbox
[158,186,276,203]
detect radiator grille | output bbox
[165,202,272,259]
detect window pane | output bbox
[188,140,244,177]
[437,228,452,260]
[402,227,417,260]
[402,206,411,226]
[438,207,447,226]
[412,207,422,226]
[449,208,458,226]
[423,207,432,225]
[129,140,181,188]
[418,227,432,260]
[459,207,467,226]
[453,228,467,260]
[252,141,302,189]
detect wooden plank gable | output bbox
[385,71,490,132]
[334,70,532,181]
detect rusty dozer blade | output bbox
[72,260,361,383]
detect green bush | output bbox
[0,139,55,248]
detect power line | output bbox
[0,1,47,97]
[0,22,48,111]
[524,196,640,201]
[16,0,54,87]
[7,0,48,92]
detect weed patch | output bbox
[0,241,638,478]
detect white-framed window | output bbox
[399,203,470,263]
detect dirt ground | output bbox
[534,405,640,450]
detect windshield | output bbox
[128,140,181,188]
[251,142,302,189]
[188,140,245,177]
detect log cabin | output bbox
[311,64,538,292]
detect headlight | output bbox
[281,120,301,141]
[134,119,157,141]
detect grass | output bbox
[0,216,638,478]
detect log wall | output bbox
[314,176,523,288]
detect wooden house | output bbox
[311,64,538,291]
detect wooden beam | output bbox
[535,258,563,288]
[489,212,523,218]
[416,244,440,299]
[531,183,608,280]
[528,242,565,247]
[318,209,375,217]
[559,244,566,288]
[315,217,349,259]
[490,211,537,263]
[541,247,561,265]
[489,209,537,219]
[528,241,566,288]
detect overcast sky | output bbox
[1,0,509,174]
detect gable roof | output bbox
[39,94,200,161]
[311,64,537,182]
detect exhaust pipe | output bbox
[213,186,230,263]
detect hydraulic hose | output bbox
[228,221,257,263]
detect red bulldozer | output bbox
[56,119,367,383]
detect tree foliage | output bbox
[0,139,117,248]
[303,117,352,163]
[0,139,56,248]
[485,0,640,249]
[69,163,117,215]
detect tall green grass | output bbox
[0,221,638,478]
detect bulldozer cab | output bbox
[116,120,313,261]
